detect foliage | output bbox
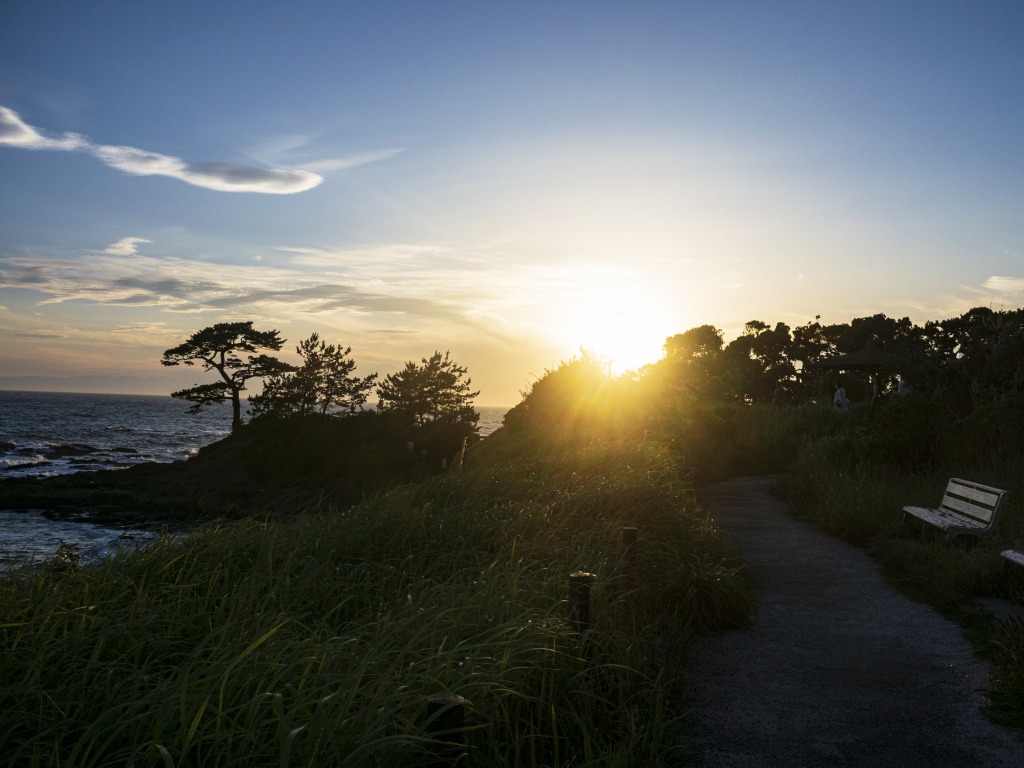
[649,313,1024,727]
[644,306,1024,413]
[161,322,292,431]
[376,350,480,432]
[249,333,377,419]
[655,326,724,401]
[224,410,444,492]
[0,427,749,766]
[502,349,643,441]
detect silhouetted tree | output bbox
[664,325,724,361]
[249,333,378,418]
[376,351,480,431]
[664,325,725,397]
[718,321,796,403]
[503,348,634,436]
[161,322,292,431]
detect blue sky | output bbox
[2,1,1023,405]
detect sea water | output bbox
[0,391,508,565]
[0,391,233,478]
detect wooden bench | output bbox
[902,477,1009,542]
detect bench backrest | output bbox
[940,478,1009,526]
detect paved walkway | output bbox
[685,476,1024,767]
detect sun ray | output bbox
[558,290,669,374]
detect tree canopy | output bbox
[641,306,1024,411]
[248,333,378,419]
[161,322,292,431]
[376,350,480,432]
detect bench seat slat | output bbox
[947,482,1002,507]
[1001,550,1024,568]
[950,476,1007,496]
[902,478,1009,541]
[903,505,987,531]
[940,495,994,523]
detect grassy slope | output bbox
[0,426,751,767]
[7,392,1020,765]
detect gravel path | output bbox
[685,476,1024,767]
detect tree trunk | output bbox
[231,390,242,431]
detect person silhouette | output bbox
[833,382,849,414]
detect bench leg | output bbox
[902,513,927,538]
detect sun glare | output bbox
[561,293,668,375]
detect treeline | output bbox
[641,305,1024,413]
[161,322,479,438]
[498,305,1024,484]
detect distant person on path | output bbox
[897,375,913,396]
[869,375,880,403]
[833,382,849,414]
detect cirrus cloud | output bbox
[0,105,323,194]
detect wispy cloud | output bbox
[103,237,151,256]
[0,105,323,194]
[900,275,1024,322]
[0,106,86,150]
[982,275,1024,297]
[0,250,475,327]
[247,132,404,174]
[303,148,405,172]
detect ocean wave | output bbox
[0,454,48,470]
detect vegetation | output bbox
[164,326,480,446]
[643,305,1024,408]
[0,411,750,766]
[772,402,1024,726]
[376,350,480,434]
[4,303,1024,764]
[248,333,378,419]
[162,322,293,431]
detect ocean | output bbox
[0,390,233,479]
[0,391,508,565]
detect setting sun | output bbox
[560,292,669,374]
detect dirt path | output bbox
[685,476,1024,767]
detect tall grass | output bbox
[0,432,751,766]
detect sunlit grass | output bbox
[0,432,750,766]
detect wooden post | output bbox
[426,693,469,766]
[569,571,596,632]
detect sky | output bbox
[2,1,1023,406]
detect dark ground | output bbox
[0,414,452,527]
[686,476,1024,767]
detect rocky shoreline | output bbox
[0,414,462,529]
[0,449,262,529]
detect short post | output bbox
[569,571,596,633]
[426,693,469,766]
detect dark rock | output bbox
[0,412,466,527]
